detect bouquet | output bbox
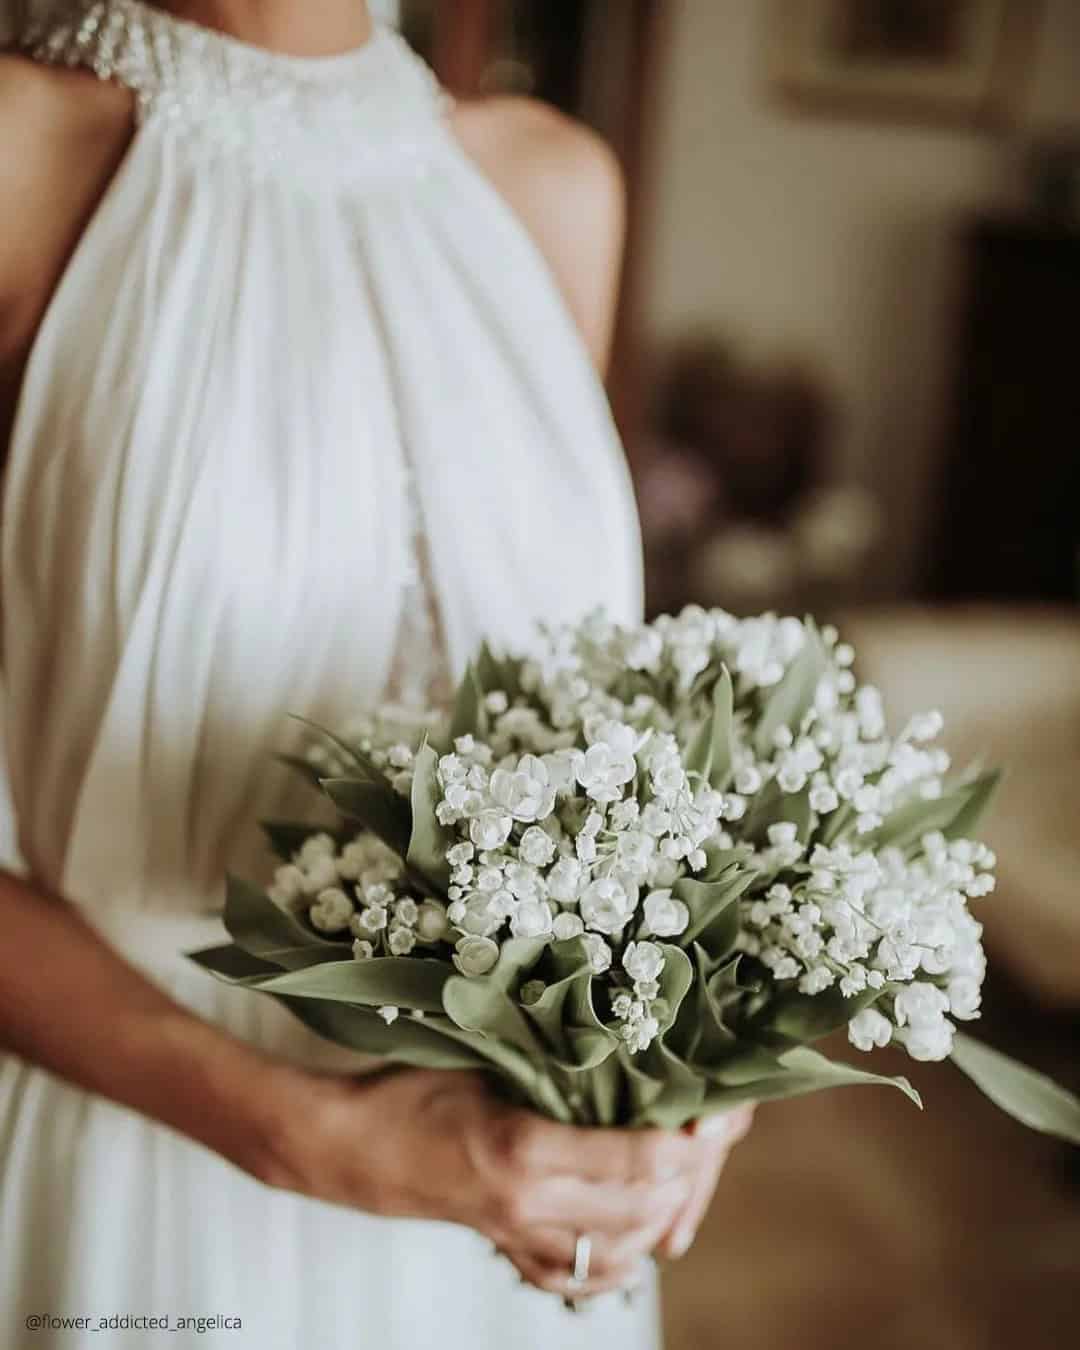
[192,608,1080,1141]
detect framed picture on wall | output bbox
[767,0,1042,128]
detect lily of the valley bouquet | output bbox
[192,608,1080,1141]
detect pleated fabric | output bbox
[0,4,651,1347]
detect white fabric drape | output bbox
[0,5,650,1347]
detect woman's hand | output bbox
[263,1066,723,1297]
[654,1106,756,1261]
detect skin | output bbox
[0,0,752,1299]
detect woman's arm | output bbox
[0,869,714,1294]
[0,871,298,1181]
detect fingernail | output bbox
[697,1106,752,1141]
[669,1227,694,1259]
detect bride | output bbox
[0,2,752,1345]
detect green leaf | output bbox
[449,663,489,743]
[187,943,282,984]
[222,876,343,971]
[741,780,815,847]
[700,1044,921,1113]
[943,769,1002,840]
[747,982,882,1045]
[950,1033,1080,1146]
[273,753,324,790]
[475,640,521,701]
[624,1041,706,1129]
[674,869,757,956]
[754,621,829,756]
[442,970,546,1059]
[321,777,411,857]
[867,771,1000,853]
[274,997,485,1070]
[406,742,453,889]
[287,716,371,774]
[655,944,695,1034]
[685,667,735,790]
[485,936,549,992]
[250,956,452,1011]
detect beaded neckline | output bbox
[21,0,447,187]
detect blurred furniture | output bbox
[638,337,880,616]
[931,219,1080,602]
[840,605,1080,1008]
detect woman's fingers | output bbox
[492,1108,700,1186]
[515,1197,685,1277]
[511,1172,691,1237]
[654,1144,724,1260]
[654,1106,756,1261]
[501,1245,650,1299]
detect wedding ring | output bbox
[570,1233,592,1287]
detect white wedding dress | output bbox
[0,2,652,1346]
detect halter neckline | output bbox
[20,0,448,187]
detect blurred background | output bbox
[384,2,1080,1346]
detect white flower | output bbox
[519,825,557,867]
[504,862,543,901]
[582,933,612,973]
[892,982,950,1029]
[640,803,672,836]
[642,888,690,938]
[899,1019,955,1061]
[906,710,944,742]
[378,1005,400,1025]
[734,765,763,795]
[394,898,419,926]
[301,855,339,894]
[510,900,554,939]
[469,809,513,851]
[625,627,664,672]
[489,756,557,822]
[458,892,502,938]
[848,1008,893,1052]
[809,784,839,814]
[615,829,655,872]
[576,741,636,803]
[453,936,500,977]
[623,940,665,984]
[309,887,354,933]
[353,904,388,935]
[414,901,450,944]
[297,833,336,866]
[552,911,585,940]
[547,857,583,904]
[520,979,546,1006]
[388,927,416,956]
[579,877,634,934]
[352,939,374,961]
[947,974,982,1020]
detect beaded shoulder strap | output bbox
[22,0,448,187]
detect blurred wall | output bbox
[642,0,1080,596]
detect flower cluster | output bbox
[275,607,998,1065]
[268,830,450,962]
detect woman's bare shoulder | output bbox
[450,96,626,372]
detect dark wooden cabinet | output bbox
[932,220,1080,601]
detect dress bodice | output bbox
[1,0,643,918]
